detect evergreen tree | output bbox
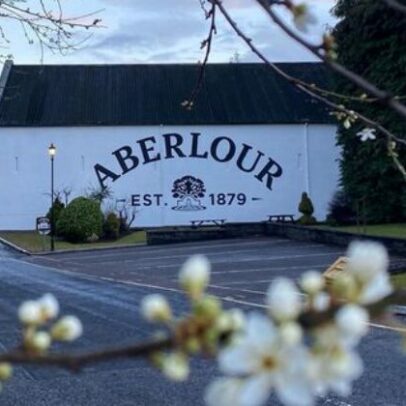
[332,0,406,223]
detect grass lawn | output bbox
[0,230,146,253]
[316,223,406,239]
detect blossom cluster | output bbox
[204,240,393,406]
[141,241,397,406]
[140,255,244,381]
[18,293,83,352]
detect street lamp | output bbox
[48,143,56,251]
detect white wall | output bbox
[0,124,340,230]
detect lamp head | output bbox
[48,143,56,157]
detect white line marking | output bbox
[4,257,401,332]
[368,322,406,333]
[211,264,329,275]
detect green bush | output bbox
[56,197,103,243]
[46,197,65,235]
[298,192,316,225]
[103,212,120,240]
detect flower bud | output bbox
[300,271,324,295]
[279,322,303,346]
[267,278,301,322]
[141,294,172,323]
[18,300,42,325]
[0,363,12,381]
[193,295,221,320]
[51,316,83,341]
[335,304,369,340]
[30,331,51,353]
[179,255,211,299]
[38,293,59,321]
[161,353,189,381]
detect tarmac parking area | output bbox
[27,236,406,307]
[27,236,347,307]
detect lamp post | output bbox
[48,143,56,251]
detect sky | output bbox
[4,0,337,65]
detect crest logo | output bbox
[171,175,206,211]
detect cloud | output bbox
[10,0,337,64]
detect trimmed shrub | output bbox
[46,197,65,235]
[103,212,120,240]
[326,190,356,226]
[298,192,316,225]
[56,197,103,243]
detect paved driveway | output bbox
[0,236,404,405]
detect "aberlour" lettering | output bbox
[94,133,283,190]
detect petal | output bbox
[246,313,277,351]
[240,374,273,406]
[276,377,314,406]
[219,343,261,375]
[359,272,393,304]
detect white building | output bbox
[0,61,339,230]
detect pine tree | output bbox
[332,0,406,223]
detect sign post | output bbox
[36,217,51,251]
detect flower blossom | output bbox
[345,241,392,304]
[357,128,376,142]
[208,312,313,406]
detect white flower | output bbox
[300,271,324,295]
[357,128,376,142]
[51,315,83,341]
[266,278,302,322]
[179,255,211,299]
[335,304,369,344]
[161,353,189,381]
[307,342,363,397]
[292,4,317,33]
[346,241,392,304]
[18,300,42,325]
[140,294,172,323]
[217,313,313,406]
[31,331,52,352]
[38,293,59,321]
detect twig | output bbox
[383,0,406,14]
[0,336,173,370]
[255,0,406,120]
[211,1,406,146]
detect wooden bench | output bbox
[267,214,295,223]
[190,219,226,228]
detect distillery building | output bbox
[0,61,339,230]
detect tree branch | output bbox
[255,0,406,121]
[383,0,406,14]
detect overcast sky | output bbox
[5,0,337,64]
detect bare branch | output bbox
[255,0,406,121]
[383,0,406,14]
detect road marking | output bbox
[4,257,401,333]
[211,264,329,275]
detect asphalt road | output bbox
[0,237,405,405]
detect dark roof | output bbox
[0,62,334,127]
